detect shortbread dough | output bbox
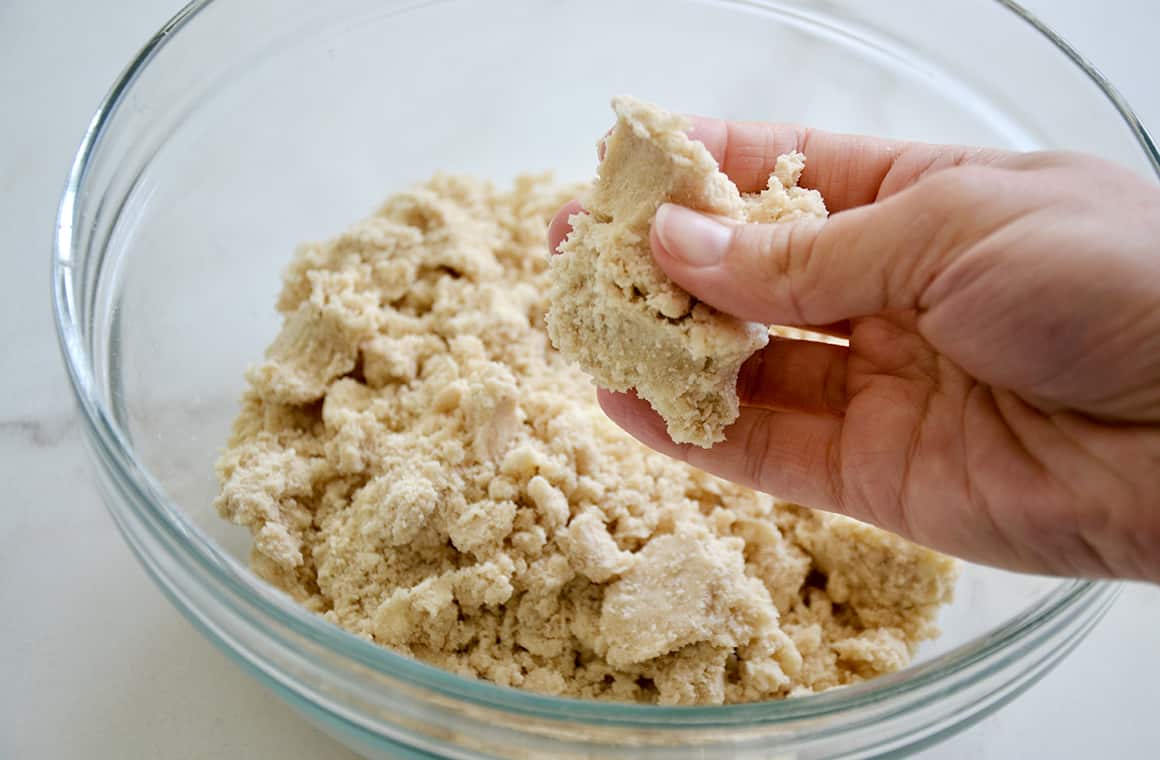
[215,169,955,705]
[546,96,828,447]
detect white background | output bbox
[2,1,1159,758]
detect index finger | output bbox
[685,117,1012,212]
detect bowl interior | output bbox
[86,0,1151,699]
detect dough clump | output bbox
[546,96,828,447]
[215,170,956,705]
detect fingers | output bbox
[682,116,1012,211]
[548,198,584,254]
[598,389,844,509]
[649,168,999,325]
[739,337,849,415]
[597,110,1013,212]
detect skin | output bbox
[549,116,1160,581]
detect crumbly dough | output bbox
[215,171,956,705]
[546,96,828,447]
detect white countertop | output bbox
[2,1,1158,757]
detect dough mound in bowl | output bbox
[214,170,956,706]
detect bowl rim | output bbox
[51,0,1158,730]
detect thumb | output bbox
[649,180,969,326]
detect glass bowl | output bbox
[53,0,1157,757]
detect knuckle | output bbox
[781,223,820,323]
[822,351,848,415]
[735,350,767,406]
[893,166,1000,303]
[758,127,787,177]
[824,429,846,511]
[730,220,822,324]
[725,123,789,189]
[741,411,776,488]
[920,165,994,209]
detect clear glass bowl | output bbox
[53,1,1157,757]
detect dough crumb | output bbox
[546,96,828,447]
[215,169,955,705]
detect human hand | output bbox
[548,118,1160,581]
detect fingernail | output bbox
[654,204,731,267]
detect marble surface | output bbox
[2,1,1158,758]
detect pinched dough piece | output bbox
[547,96,827,446]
